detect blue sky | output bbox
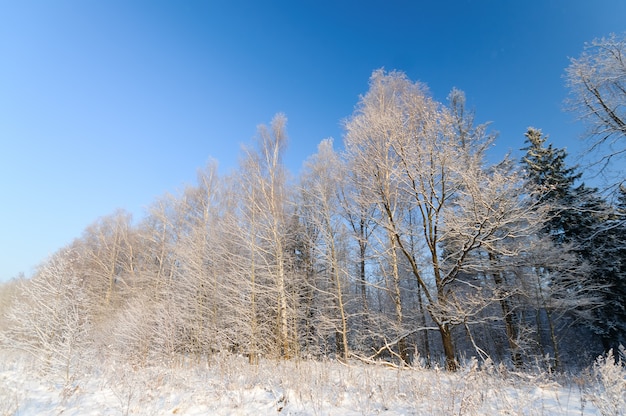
[1,0,625,281]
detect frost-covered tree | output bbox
[74,210,138,313]
[344,70,544,370]
[2,249,92,382]
[521,128,615,363]
[521,128,596,243]
[299,139,353,360]
[233,114,298,359]
[566,32,626,181]
[168,162,227,356]
[336,155,381,353]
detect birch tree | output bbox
[300,139,352,360]
[235,113,297,359]
[170,162,225,356]
[76,210,137,311]
[344,70,545,370]
[338,159,379,351]
[137,194,182,296]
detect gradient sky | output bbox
[1,0,625,281]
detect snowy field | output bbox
[1,351,624,415]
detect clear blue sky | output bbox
[1,0,625,281]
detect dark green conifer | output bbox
[522,128,626,353]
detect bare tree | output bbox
[566,32,626,181]
[2,249,92,382]
[300,139,352,360]
[221,169,265,362]
[138,194,181,295]
[96,193,189,364]
[513,237,605,370]
[344,70,546,370]
[0,276,23,335]
[234,113,298,359]
[74,210,137,311]
[337,159,380,352]
[169,161,225,357]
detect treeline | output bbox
[1,69,625,374]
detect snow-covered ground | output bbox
[1,351,622,415]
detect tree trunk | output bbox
[359,236,369,317]
[440,324,457,371]
[546,309,560,371]
[276,260,291,358]
[501,299,522,367]
[416,284,431,365]
[490,264,522,368]
[388,233,409,365]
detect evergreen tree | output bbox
[522,128,584,243]
[598,186,626,352]
[522,128,625,353]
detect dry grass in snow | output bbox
[1,350,624,415]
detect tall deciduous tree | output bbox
[344,70,542,370]
[566,32,626,180]
[338,158,379,351]
[76,209,137,311]
[300,139,352,360]
[236,113,297,359]
[170,162,225,356]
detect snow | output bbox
[0,351,613,415]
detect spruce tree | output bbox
[522,128,583,243]
[598,186,626,352]
[522,128,625,353]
